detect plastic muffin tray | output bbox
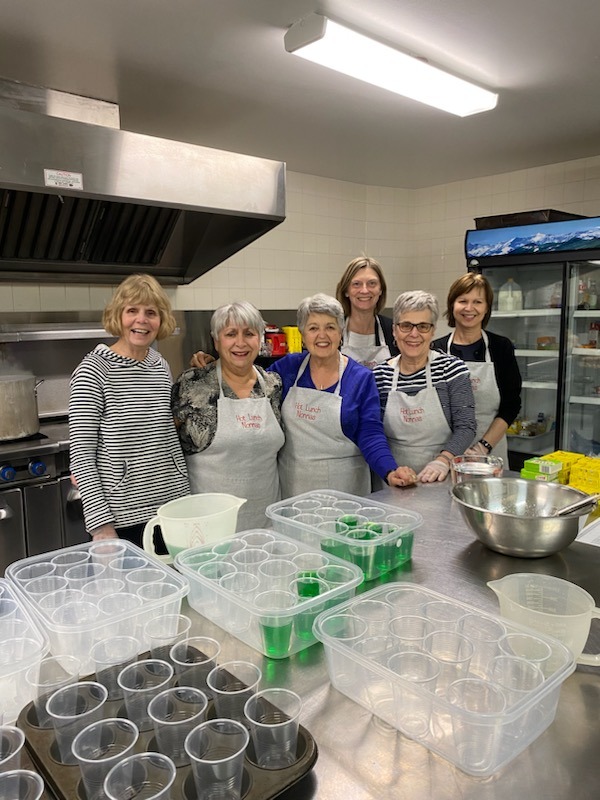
[312,583,576,776]
[0,578,50,725]
[266,490,423,581]
[6,542,189,674]
[175,530,364,659]
[17,670,318,800]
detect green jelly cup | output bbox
[255,590,298,659]
[345,529,379,578]
[292,553,329,580]
[317,522,350,560]
[289,578,329,642]
[336,514,368,530]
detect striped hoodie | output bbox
[69,344,189,533]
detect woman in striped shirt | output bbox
[373,290,476,482]
[69,274,189,546]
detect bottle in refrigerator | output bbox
[497,277,523,311]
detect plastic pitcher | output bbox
[487,573,600,666]
[143,493,247,563]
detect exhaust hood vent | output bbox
[0,99,286,284]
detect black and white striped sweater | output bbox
[69,344,189,534]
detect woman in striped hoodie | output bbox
[69,274,189,546]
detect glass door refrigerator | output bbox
[465,216,600,470]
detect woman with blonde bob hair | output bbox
[335,255,399,369]
[69,273,189,546]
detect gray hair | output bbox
[296,293,345,333]
[393,290,439,326]
[210,301,265,339]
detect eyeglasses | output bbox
[395,321,434,333]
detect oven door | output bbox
[23,481,63,556]
[59,476,88,547]
[0,488,26,574]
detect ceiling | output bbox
[0,0,598,189]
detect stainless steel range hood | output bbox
[0,95,285,285]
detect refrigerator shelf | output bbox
[515,349,559,358]
[568,396,600,406]
[572,347,600,357]
[522,380,558,390]
[493,308,561,318]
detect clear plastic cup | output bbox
[262,541,299,559]
[232,549,269,575]
[385,586,431,616]
[244,688,302,769]
[240,531,275,548]
[333,500,361,514]
[258,559,297,591]
[292,499,321,512]
[497,632,553,677]
[50,550,91,576]
[144,614,192,661]
[0,770,44,800]
[88,541,127,573]
[0,599,20,639]
[387,650,440,738]
[125,569,166,592]
[136,581,181,616]
[147,687,208,767]
[254,590,298,659]
[423,631,474,694]
[0,638,42,670]
[97,593,143,638]
[22,576,68,603]
[169,637,221,695]
[350,598,393,637]
[292,552,329,578]
[91,637,141,700]
[218,573,260,632]
[422,600,465,631]
[447,678,507,772]
[71,718,139,800]
[117,660,174,733]
[81,579,126,601]
[25,655,81,728]
[486,655,545,705]
[51,602,101,658]
[13,563,55,584]
[288,578,329,641]
[64,563,106,591]
[46,681,108,764]
[184,719,249,800]
[108,555,148,581]
[0,727,25,773]
[206,661,262,722]
[103,752,176,800]
[179,552,218,570]
[388,615,434,651]
[457,614,506,676]
[37,589,83,614]
[212,539,246,558]
[293,513,324,527]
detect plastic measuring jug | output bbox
[143,493,247,563]
[487,573,600,666]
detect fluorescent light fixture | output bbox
[284,14,498,117]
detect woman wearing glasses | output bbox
[373,291,476,482]
[335,256,399,369]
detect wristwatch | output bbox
[479,438,493,453]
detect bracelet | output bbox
[437,453,453,464]
[479,438,493,453]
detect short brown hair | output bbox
[102,274,176,340]
[446,273,493,328]
[335,256,387,317]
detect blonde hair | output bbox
[102,274,176,340]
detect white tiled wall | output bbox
[2,155,600,313]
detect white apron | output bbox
[185,362,285,530]
[383,353,451,473]
[446,331,507,463]
[278,354,371,498]
[341,317,391,370]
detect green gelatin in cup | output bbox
[293,607,319,641]
[346,530,378,578]
[393,531,414,567]
[295,577,321,596]
[337,515,361,529]
[321,538,349,560]
[365,522,384,534]
[259,620,294,658]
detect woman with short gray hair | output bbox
[373,290,476,483]
[270,293,415,496]
[172,301,284,529]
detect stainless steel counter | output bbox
[181,481,600,800]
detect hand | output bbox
[466,441,489,456]
[190,351,216,368]
[387,466,418,488]
[418,458,450,483]
[90,524,119,541]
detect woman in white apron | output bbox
[269,294,417,498]
[172,302,285,530]
[432,274,522,464]
[335,256,399,369]
[373,291,477,482]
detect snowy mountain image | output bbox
[466,219,600,258]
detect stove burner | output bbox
[0,432,49,446]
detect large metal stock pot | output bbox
[0,373,41,441]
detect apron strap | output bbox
[343,317,385,347]
[216,361,265,397]
[295,352,347,395]
[447,330,492,363]
[391,353,433,391]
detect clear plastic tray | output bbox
[266,490,423,581]
[175,529,364,659]
[0,578,50,724]
[5,542,189,674]
[312,583,576,776]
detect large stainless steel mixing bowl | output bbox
[451,478,595,558]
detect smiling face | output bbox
[453,287,488,334]
[393,311,435,366]
[346,266,383,315]
[302,313,342,361]
[215,321,261,374]
[119,303,161,355]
